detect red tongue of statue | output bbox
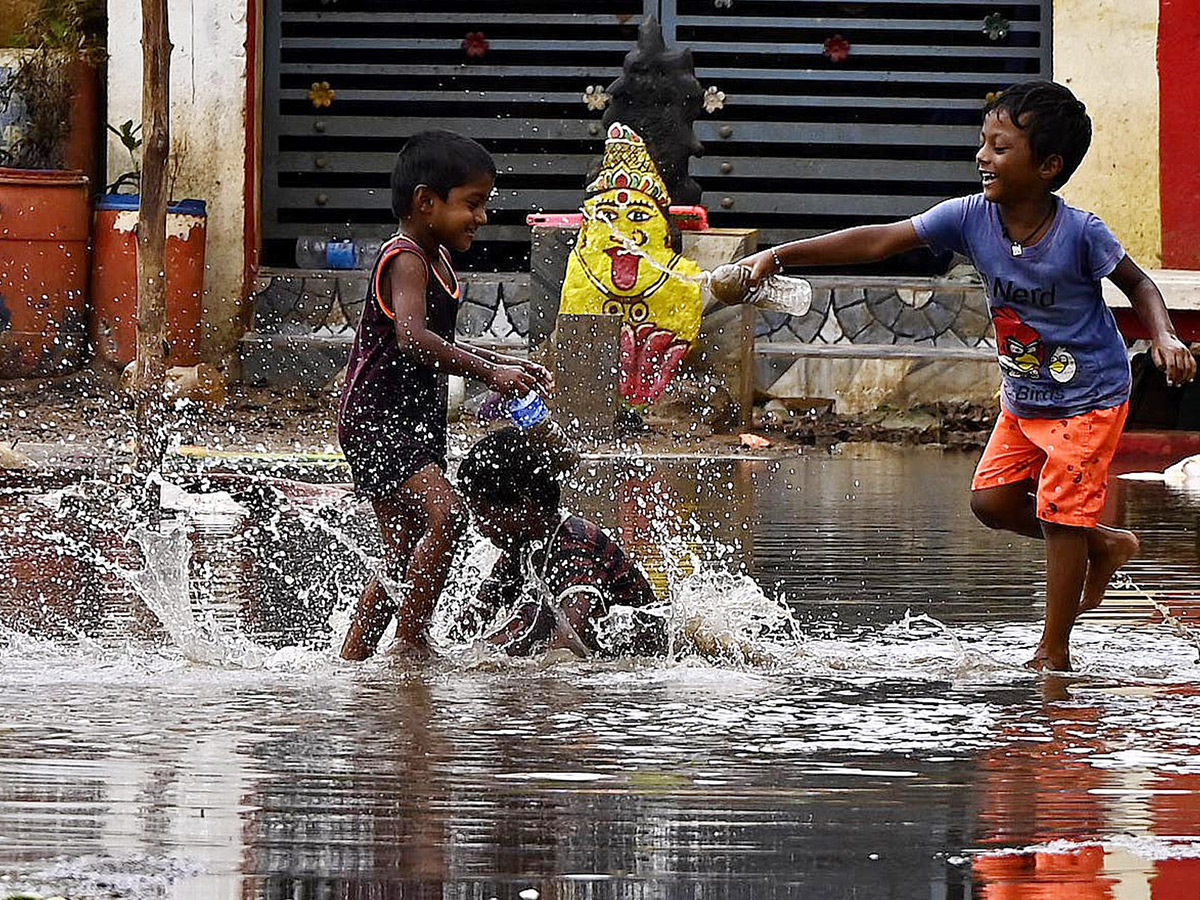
[605,247,641,291]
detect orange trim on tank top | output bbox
[374,234,461,320]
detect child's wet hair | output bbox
[391,130,496,218]
[984,81,1091,190]
[458,426,561,512]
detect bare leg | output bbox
[1078,525,1139,613]
[970,480,1043,539]
[972,482,1139,614]
[1030,523,1088,672]
[391,464,466,647]
[341,496,420,661]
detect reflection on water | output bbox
[0,446,1198,898]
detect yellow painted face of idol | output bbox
[577,188,672,298]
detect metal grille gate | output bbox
[262,0,1052,269]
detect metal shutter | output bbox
[261,0,1051,267]
[262,0,652,270]
[664,0,1052,245]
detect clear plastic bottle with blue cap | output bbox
[508,391,580,475]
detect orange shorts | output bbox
[971,403,1128,528]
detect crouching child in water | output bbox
[456,427,668,658]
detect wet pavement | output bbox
[0,445,1198,899]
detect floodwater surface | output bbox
[1,445,1199,899]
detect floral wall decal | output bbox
[462,31,489,58]
[308,81,335,108]
[823,34,851,63]
[583,85,611,111]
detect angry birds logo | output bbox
[993,306,1076,383]
[559,123,703,407]
[994,306,1044,379]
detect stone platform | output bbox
[237,259,1200,418]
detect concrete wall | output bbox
[106,0,250,366]
[1054,0,1162,266]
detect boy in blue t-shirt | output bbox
[738,81,1195,672]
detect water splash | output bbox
[124,521,271,668]
[10,471,1200,686]
[1108,571,1200,662]
[424,525,804,668]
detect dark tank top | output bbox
[337,234,460,457]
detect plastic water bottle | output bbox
[508,391,581,475]
[706,263,813,317]
[354,238,384,269]
[295,236,328,268]
[325,240,357,269]
[750,274,813,316]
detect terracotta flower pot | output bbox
[0,167,90,378]
[90,195,208,366]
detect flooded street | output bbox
[1,445,1199,899]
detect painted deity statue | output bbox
[559,123,703,407]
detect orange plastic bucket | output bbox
[0,167,90,377]
[90,195,207,366]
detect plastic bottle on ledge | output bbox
[325,240,357,269]
[354,238,384,269]
[508,391,581,476]
[706,263,813,317]
[294,236,328,269]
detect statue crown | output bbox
[586,122,671,206]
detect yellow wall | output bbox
[1054,0,1161,266]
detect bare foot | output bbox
[385,633,432,665]
[340,575,397,661]
[1026,648,1072,672]
[1079,528,1139,614]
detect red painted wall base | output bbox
[1159,0,1200,269]
[1113,308,1200,343]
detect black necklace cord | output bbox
[1000,201,1056,256]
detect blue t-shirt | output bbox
[912,194,1129,419]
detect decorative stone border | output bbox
[239,264,997,395]
[246,269,531,342]
[240,268,531,388]
[757,276,995,350]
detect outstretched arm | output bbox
[1108,255,1197,386]
[387,252,537,398]
[739,220,925,286]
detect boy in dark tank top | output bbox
[338,131,553,661]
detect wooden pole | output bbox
[738,303,756,428]
[133,0,172,487]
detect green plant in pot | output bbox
[105,117,141,194]
[0,0,105,378]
